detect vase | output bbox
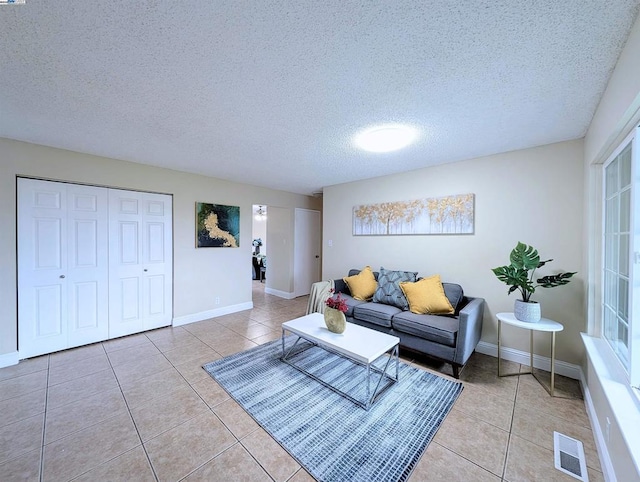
[324,307,346,334]
[514,299,541,323]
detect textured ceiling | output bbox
[1,2,639,195]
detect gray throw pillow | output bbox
[442,282,464,311]
[372,267,418,310]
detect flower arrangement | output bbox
[252,238,263,247]
[325,290,348,313]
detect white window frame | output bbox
[602,126,640,389]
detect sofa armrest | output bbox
[453,297,485,366]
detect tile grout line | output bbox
[106,335,160,482]
[38,354,51,482]
[237,434,279,482]
[148,356,238,482]
[430,441,505,480]
[132,335,240,480]
[51,342,148,482]
[196,314,289,481]
[501,368,521,482]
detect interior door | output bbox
[141,193,173,331]
[18,179,109,358]
[294,208,322,297]
[109,189,172,337]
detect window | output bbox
[603,126,640,388]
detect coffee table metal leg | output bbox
[281,335,307,362]
[395,345,399,380]
[282,338,398,410]
[366,363,371,410]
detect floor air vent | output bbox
[554,431,588,481]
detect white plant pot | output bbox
[514,299,541,323]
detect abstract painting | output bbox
[353,193,474,235]
[196,202,240,247]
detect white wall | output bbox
[323,139,585,365]
[582,12,640,482]
[0,138,321,357]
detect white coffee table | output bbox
[281,313,400,410]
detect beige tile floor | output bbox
[0,282,603,481]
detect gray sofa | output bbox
[332,269,485,378]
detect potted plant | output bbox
[325,290,348,333]
[492,242,576,322]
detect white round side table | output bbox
[496,312,564,397]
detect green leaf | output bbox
[537,259,553,269]
[536,272,577,288]
[492,265,534,299]
[510,242,540,270]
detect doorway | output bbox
[252,204,267,284]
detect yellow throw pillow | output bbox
[343,266,378,301]
[400,275,454,315]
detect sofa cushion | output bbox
[348,268,379,280]
[400,275,454,315]
[392,311,459,347]
[343,266,378,301]
[372,267,417,310]
[353,302,402,328]
[442,283,464,311]
[333,293,367,317]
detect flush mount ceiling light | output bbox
[254,205,267,221]
[354,124,418,153]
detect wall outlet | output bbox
[328,239,333,247]
[215,297,220,305]
[605,417,611,442]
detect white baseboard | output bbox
[475,341,582,380]
[264,287,296,300]
[0,351,19,369]
[172,302,253,327]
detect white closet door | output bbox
[109,189,172,337]
[66,184,109,347]
[108,190,145,338]
[18,179,109,358]
[141,193,173,331]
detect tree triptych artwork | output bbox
[353,193,474,236]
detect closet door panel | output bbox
[108,190,144,338]
[18,179,69,357]
[141,194,172,331]
[67,185,109,347]
[34,285,64,336]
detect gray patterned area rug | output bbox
[203,337,463,482]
